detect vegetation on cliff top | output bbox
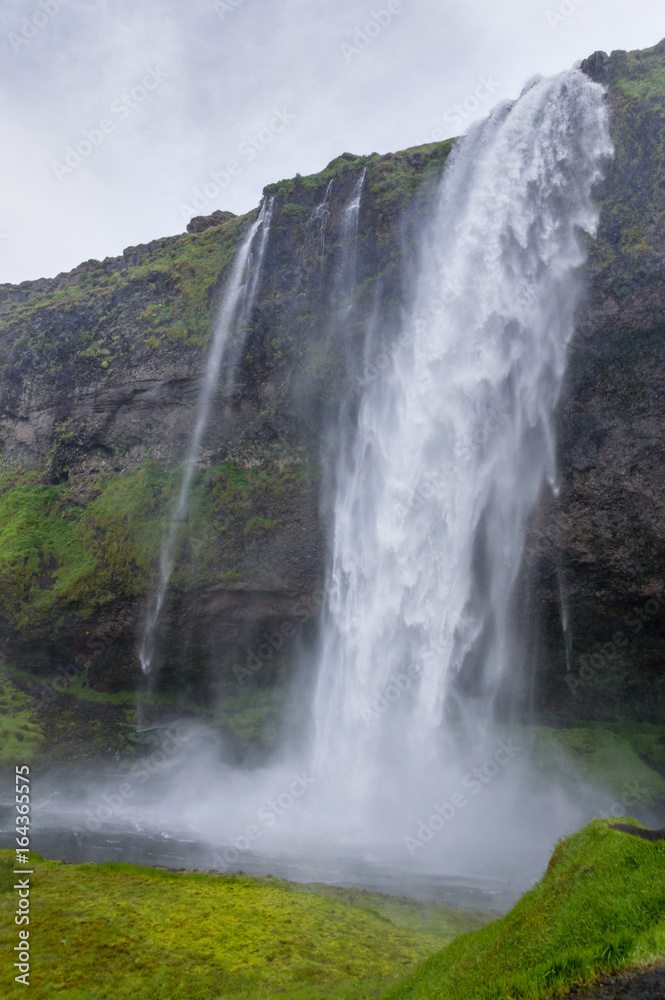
[0,140,453,405]
[586,38,665,294]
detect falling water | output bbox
[303,179,334,261]
[336,168,365,303]
[33,74,619,894]
[139,198,274,675]
[311,71,611,789]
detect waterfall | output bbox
[336,168,365,303]
[311,70,611,785]
[303,179,334,261]
[139,198,274,675]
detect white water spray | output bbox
[303,179,333,261]
[311,71,611,796]
[140,198,274,675]
[337,168,365,302]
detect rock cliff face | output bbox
[0,143,452,700]
[0,40,664,723]
[526,40,665,722]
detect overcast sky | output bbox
[0,0,662,284]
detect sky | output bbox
[0,0,662,285]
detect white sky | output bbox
[0,0,662,284]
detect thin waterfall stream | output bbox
[139,198,274,676]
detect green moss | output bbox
[385,819,665,1000]
[208,686,288,755]
[0,667,44,765]
[608,721,665,768]
[0,212,257,407]
[0,850,487,999]
[514,724,665,806]
[281,202,310,218]
[0,456,314,637]
[587,39,665,299]
[243,513,279,535]
[614,42,665,99]
[61,674,200,712]
[0,462,168,629]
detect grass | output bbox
[0,668,44,765]
[0,212,252,367]
[384,818,665,1000]
[614,39,665,99]
[1,820,663,998]
[520,723,665,807]
[0,456,311,634]
[0,850,487,999]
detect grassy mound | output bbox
[384,819,665,999]
[0,850,487,999]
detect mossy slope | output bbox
[384,819,665,1000]
[0,455,313,634]
[0,666,44,765]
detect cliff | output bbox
[527,39,665,722]
[0,143,452,707]
[0,39,664,728]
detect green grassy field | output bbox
[1,821,664,997]
[384,819,665,1000]
[0,850,487,999]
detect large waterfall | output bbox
[311,70,611,805]
[31,69,616,900]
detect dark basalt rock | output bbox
[580,50,610,83]
[610,824,665,842]
[186,209,237,233]
[561,963,665,999]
